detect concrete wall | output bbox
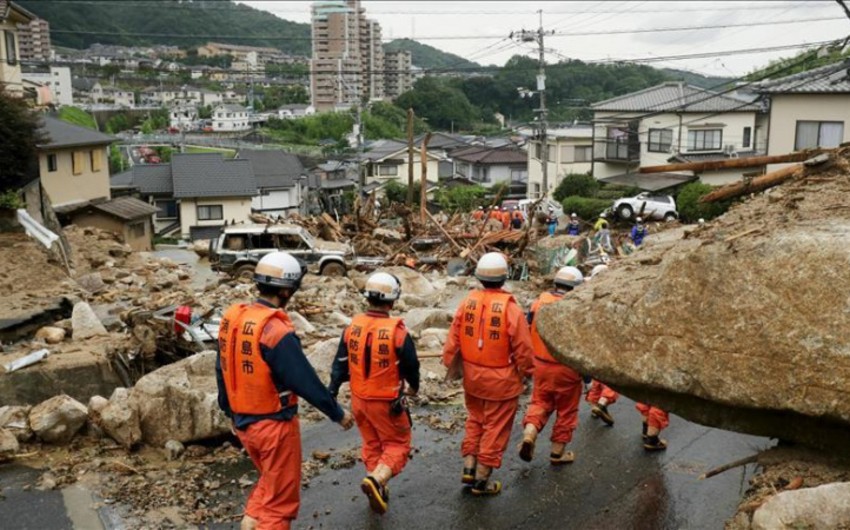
[527,137,593,198]
[767,93,850,160]
[39,146,111,207]
[178,197,252,239]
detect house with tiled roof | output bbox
[451,145,528,193]
[755,59,850,170]
[236,149,306,216]
[0,1,35,97]
[525,124,593,199]
[591,82,768,190]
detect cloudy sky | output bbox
[240,0,850,76]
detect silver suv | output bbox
[612,192,678,222]
[210,224,353,280]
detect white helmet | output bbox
[475,252,509,283]
[254,252,303,290]
[570,213,577,218]
[600,212,607,218]
[591,264,608,278]
[636,217,643,223]
[554,266,583,288]
[364,272,402,302]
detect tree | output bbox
[395,77,480,130]
[436,185,487,212]
[676,182,731,222]
[553,173,599,202]
[109,145,126,173]
[0,92,45,191]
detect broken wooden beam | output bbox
[699,164,802,203]
[639,149,822,174]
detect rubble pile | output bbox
[538,146,850,450]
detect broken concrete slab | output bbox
[29,394,88,444]
[0,405,33,442]
[71,302,108,339]
[752,482,850,530]
[99,387,141,449]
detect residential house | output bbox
[0,1,35,96]
[212,104,251,132]
[121,153,257,240]
[236,149,306,216]
[98,85,135,107]
[277,104,315,119]
[307,160,356,214]
[71,77,98,104]
[755,60,850,170]
[201,89,223,107]
[526,125,594,199]
[360,139,445,186]
[63,197,158,252]
[591,82,767,190]
[36,115,115,208]
[169,106,198,131]
[22,66,73,106]
[451,145,528,196]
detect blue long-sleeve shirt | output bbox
[216,299,344,430]
[328,311,421,398]
[631,225,647,246]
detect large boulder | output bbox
[0,406,32,442]
[289,311,317,335]
[537,155,850,451]
[99,388,142,449]
[29,395,88,444]
[404,308,453,334]
[306,338,340,372]
[71,302,108,339]
[129,351,229,446]
[0,428,19,460]
[381,267,436,298]
[418,328,448,351]
[752,482,850,530]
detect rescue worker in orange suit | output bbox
[584,263,619,427]
[636,405,669,451]
[216,252,355,530]
[328,272,420,515]
[519,266,585,465]
[472,206,485,222]
[500,207,512,230]
[510,209,524,230]
[442,252,534,496]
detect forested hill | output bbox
[383,38,480,70]
[17,0,312,54]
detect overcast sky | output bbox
[239,0,850,77]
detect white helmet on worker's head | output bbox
[600,212,607,219]
[254,252,304,292]
[475,252,509,284]
[591,264,608,278]
[636,216,643,224]
[571,213,577,218]
[363,272,402,303]
[478,206,484,210]
[554,266,584,289]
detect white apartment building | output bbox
[212,104,251,132]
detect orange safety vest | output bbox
[218,303,298,415]
[530,291,563,363]
[345,314,403,400]
[472,210,484,221]
[458,290,514,368]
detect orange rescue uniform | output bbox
[501,211,511,229]
[522,291,583,443]
[472,210,484,221]
[636,403,670,430]
[443,288,533,468]
[586,380,620,406]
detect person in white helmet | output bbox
[546,207,558,236]
[519,266,585,465]
[631,217,648,246]
[593,211,609,232]
[216,252,354,530]
[442,252,533,496]
[328,272,421,514]
[567,213,581,236]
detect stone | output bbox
[404,308,454,334]
[99,388,142,449]
[752,482,850,530]
[128,351,230,445]
[0,406,32,442]
[29,394,88,444]
[417,328,448,351]
[75,272,106,293]
[328,311,352,327]
[165,439,185,461]
[372,228,404,244]
[192,240,210,258]
[307,338,339,369]
[0,429,20,460]
[400,294,434,309]
[380,267,436,297]
[71,302,108,340]
[34,326,66,344]
[87,395,108,416]
[289,311,317,335]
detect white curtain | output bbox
[795,122,819,150]
[820,122,844,148]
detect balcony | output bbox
[593,138,641,164]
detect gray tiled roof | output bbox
[110,169,135,188]
[592,82,761,113]
[132,164,173,195]
[236,149,303,189]
[754,60,850,94]
[93,197,158,221]
[38,115,116,150]
[361,139,408,161]
[171,153,257,198]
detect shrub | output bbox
[676,182,731,222]
[436,185,487,212]
[553,173,599,202]
[0,189,22,209]
[561,196,611,220]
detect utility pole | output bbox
[406,108,415,205]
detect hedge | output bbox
[676,182,732,222]
[561,196,612,220]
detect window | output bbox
[4,31,17,66]
[47,154,58,172]
[547,145,556,162]
[90,149,103,172]
[574,146,592,162]
[795,121,844,150]
[510,168,528,183]
[127,221,146,239]
[687,129,723,151]
[533,142,542,160]
[278,234,308,251]
[377,164,398,176]
[249,233,277,249]
[155,199,178,219]
[648,129,673,153]
[197,205,223,221]
[72,151,84,175]
[742,126,752,149]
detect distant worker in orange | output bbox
[519,266,585,465]
[584,263,619,427]
[510,208,524,230]
[499,206,511,230]
[217,252,354,530]
[472,206,485,222]
[329,272,420,514]
[443,252,534,495]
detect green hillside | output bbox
[18,0,311,54]
[660,68,733,90]
[383,38,480,71]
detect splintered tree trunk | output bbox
[699,164,801,203]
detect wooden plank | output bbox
[639,149,822,174]
[699,164,802,203]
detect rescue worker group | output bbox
[217,248,666,529]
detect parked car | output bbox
[612,192,678,222]
[210,224,361,280]
[518,198,565,220]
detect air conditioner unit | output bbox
[724,144,738,158]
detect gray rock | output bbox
[307,338,339,369]
[71,302,108,340]
[29,395,88,444]
[76,272,106,293]
[100,388,141,449]
[289,311,317,335]
[752,482,850,530]
[0,428,20,460]
[328,311,352,327]
[372,228,404,243]
[404,308,453,334]
[417,328,448,351]
[165,439,185,461]
[380,266,436,297]
[87,395,108,417]
[0,406,32,442]
[34,326,66,344]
